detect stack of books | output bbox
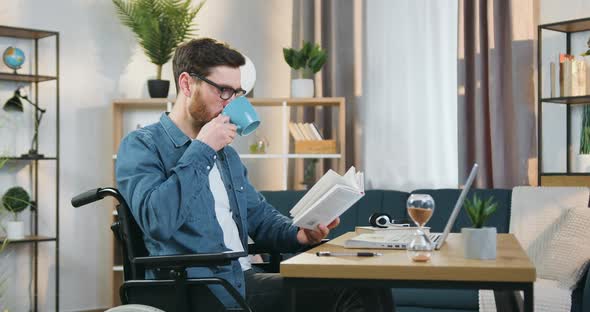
[288,122,324,141]
[288,122,336,154]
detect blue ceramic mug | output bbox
[222,97,260,136]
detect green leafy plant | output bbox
[302,158,319,187]
[112,0,206,80]
[283,41,328,79]
[580,105,590,154]
[1,187,31,221]
[464,195,497,229]
[582,37,590,56]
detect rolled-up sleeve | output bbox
[116,130,216,241]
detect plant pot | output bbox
[6,220,25,239]
[291,79,314,98]
[147,79,170,98]
[574,154,590,172]
[461,227,496,260]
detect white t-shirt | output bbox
[208,162,251,271]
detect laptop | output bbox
[344,163,479,250]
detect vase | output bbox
[291,79,314,98]
[462,227,496,260]
[575,154,590,172]
[6,220,25,239]
[147,79,170,98]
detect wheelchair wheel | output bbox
[105,304,165,312]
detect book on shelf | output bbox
[289,122,324,141]
[288,122,304,141]
[297,123,314,140]
[290,166,364,230]
[308,123,323,140]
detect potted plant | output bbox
[301,158,319,189]
[577,40,590,171]
[1,186,32,239]
[461,194,498,260]
[283,41,327,98]
[112,0,205,98]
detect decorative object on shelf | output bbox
[112,0,206,98]
[576,104,590,172]
[283,41,327,97]
[301,158,319,189]
[249,132,268,154]
[1,186,32,239]
[461,194,498,260]
[2,46,25,74]
[240,54,256,97]
[3,86,47,158]
[582,37,590,56]
[559,53,587,97]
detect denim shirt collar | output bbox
[160,113,191,148]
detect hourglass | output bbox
[406,194,435,262]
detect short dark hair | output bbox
[172,38,245,93]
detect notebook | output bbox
[344,163,479,250]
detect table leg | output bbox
[523,283,534,312]
[289,287,296,312]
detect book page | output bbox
[293,185,364,229]
[290,167,360,218]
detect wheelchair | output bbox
[72,187,254,312]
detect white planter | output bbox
[6,221,25,239]
[575,154,590,172]
[291,79,314,98]
[462,227,497,260]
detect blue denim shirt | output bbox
[115,113,302,306]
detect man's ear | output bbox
[178,72,193,97]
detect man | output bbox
[116,38,393,311]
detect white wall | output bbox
[0,0,293,310]
[541,0,590,172]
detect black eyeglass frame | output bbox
[188,72,246,100]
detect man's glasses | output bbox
[189,73,246,100]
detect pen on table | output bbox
[316,251,382,257]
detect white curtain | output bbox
[359,0,459,191]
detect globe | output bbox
[3,47,25,72]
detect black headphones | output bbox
[369,212,393,228]
[369,213,411,228]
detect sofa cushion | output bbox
[393,288,478,310]
[527,207,590,289]
[411,189,511,232]
[260,190,306,217]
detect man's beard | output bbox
[188,97,215,129]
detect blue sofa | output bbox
[261,189,590,312]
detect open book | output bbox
[290,166,365,230]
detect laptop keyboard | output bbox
[387,233,440,243]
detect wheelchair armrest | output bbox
[248,243,275,255]
[133,251,247,269]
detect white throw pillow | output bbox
[527,207,590,289]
